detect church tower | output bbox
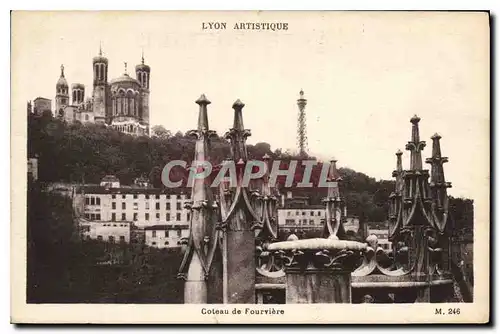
[135,52,150,133]
[55,64,69,116]
[92,45,108,123]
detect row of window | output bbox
[286,210,323,217]
[85,212,188,222]
[111,212,187,222]
[96,235,126,243]
[86,213,101,220]
[284,219,318,226]
[110,202,183,210]
[151,230,182,238]
[150,241,182,246]
[86,196,101,206]
[110,194,185,200]
[101,223,128,227]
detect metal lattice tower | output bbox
[297,89,308,157]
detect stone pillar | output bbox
[286,267,351,303]
[268,237,365,304]
[226,230,256,303]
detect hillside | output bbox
[28,112,472,225]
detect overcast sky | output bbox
[12,11,489,201]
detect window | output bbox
[146,195,150,199]
[133,213,138,221]
[111,213,116,221]
[96,214,101,220]
[133,203,138,210]
[145,202,150,210]
[309,219,315,225]
[122,195,126,199]
[187,212,190,221]
[287,211,291,216]
[91,197,95,205]
[120,236,125,243]
[176,213,181,221]
[122,213,126,221]
[145,213,149,221]
[310,211,314,216]
[285,219,294,225]
[112,202,116,210]
[166,213,170,221]
[113,224,117,227]
[166,203,171,210]
[155,195,160,199]
[165,241,169,246]
[152,230,156,237]
[152,242,156,246]
[156,202,160,210]
[176,202,181,210]
[96,197,101,205]
[133,194,138,199]
[112,195,116,199]
[85,214,90,219]
[109,236,115,243]
[317,211,322,216]
[177,230,182,237]
[295,211,299,215]
[156,213,160,220]
[85,197,90,205]
[302,211,306,216]
[122,202,126,210]
[164,230,168,237]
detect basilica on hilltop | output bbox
[53,47,151,136]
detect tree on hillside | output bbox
[151,125,171,140]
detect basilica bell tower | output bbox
[92,45,108,123]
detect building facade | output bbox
[80,220,131,243]
[52,47,150,136]
[144,224,189,248]
[81,188,190,229]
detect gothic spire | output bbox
[405,115,426,170]
[392,149,403,194]
[326,158,341,198]
[224,99,251,162]
[425,133,452,232]
[178,94,220,303]
[322,158,345,238]
[196,94,211,133]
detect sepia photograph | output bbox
[10,10,489,324]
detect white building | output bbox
[344,216,361,233]
[367,228,392,251]
[79,186,190,229]
[80,220,131,243]
[100,175,121,188]
[278,205,325,233]
[144,224,189,248]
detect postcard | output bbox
[11,10,490,324]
